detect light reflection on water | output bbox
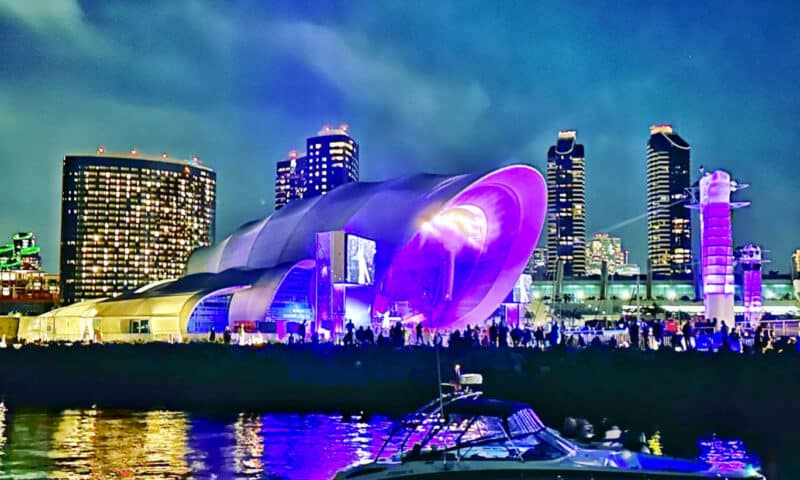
[0,407,393,480]
[0,406,758,479]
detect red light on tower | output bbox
[322,124,331,132]
[288,149,298,159]
[130,147,138,156]
[161,152,169,159]
[340,123,349,132]
[97,145,105,154]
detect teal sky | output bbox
[0,0,798,272]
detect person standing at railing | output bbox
[629,321,640,351]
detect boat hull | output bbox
[334,460,762,480]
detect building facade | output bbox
[647,124,692,277]
[525,247,548,281]
[274,124,359,210]
[0,232,41,271]
[585,233,626,276]
[60,149,216,304]
[547,130,586,277]
[274,150,307,210]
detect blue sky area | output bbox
[0,0,798,271]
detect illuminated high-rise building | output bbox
[793,249,800,279]
[647,124,692,277]
[546,130,586,277]
[274,150,307,210]
[274,124,359,210]
[586,233,626,276]
[60,148,216,304]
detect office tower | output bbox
[647,124,692,277]
[585,233,626,276]
[275,150,307,210]
[274,124,359,210]
[546,130,586,277]
[60,148,216,304]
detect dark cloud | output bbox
[0,0,798,272]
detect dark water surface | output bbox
[0,407,756,479]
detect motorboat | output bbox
[333,374,764,480]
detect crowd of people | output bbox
[272,316,799,356]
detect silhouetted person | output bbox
[534,327,544,349]
[298,320,307,344]
[208,326,216,343]
[223,326,232,345]
[720,320,730,351]
[682,320,693,350]
[489,321,498,347]
[416,322,423,346]
[629,321,640,350]
[498,323,509,348]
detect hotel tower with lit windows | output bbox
[646,124,692,278]
[546,130,586,277]
[60,148,216,304]
[274,124,359,210]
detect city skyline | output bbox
[0,1,799,272]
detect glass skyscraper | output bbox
[646,124,692,277]
[546,130,586,277]
[60,149,216,304]
[274,124,359,210]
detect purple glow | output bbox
[698,436,759,474]
[374,166,547,330]
[698,171,736,323]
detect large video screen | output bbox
[346,234,376,285]
[512,274,532,303]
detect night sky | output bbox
[1,0,798,272]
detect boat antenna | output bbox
[435,333,447,465]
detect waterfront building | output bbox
[585,233,626,276]
[0,232,41,271]
[30,165,546,342]
[529,276,797,320]
[525,247,548,280]
[647,124,692,277]
[274,124,359,210]
[0,271,59,315]
[793,249,800,278]
[60,148,216,304]
[546,130,586,277]
[616,263,641,277]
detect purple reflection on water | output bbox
[188,413,394,480]
[698,436,759,474]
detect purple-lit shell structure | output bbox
[26,165,546,340]
[186,165,547,332]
